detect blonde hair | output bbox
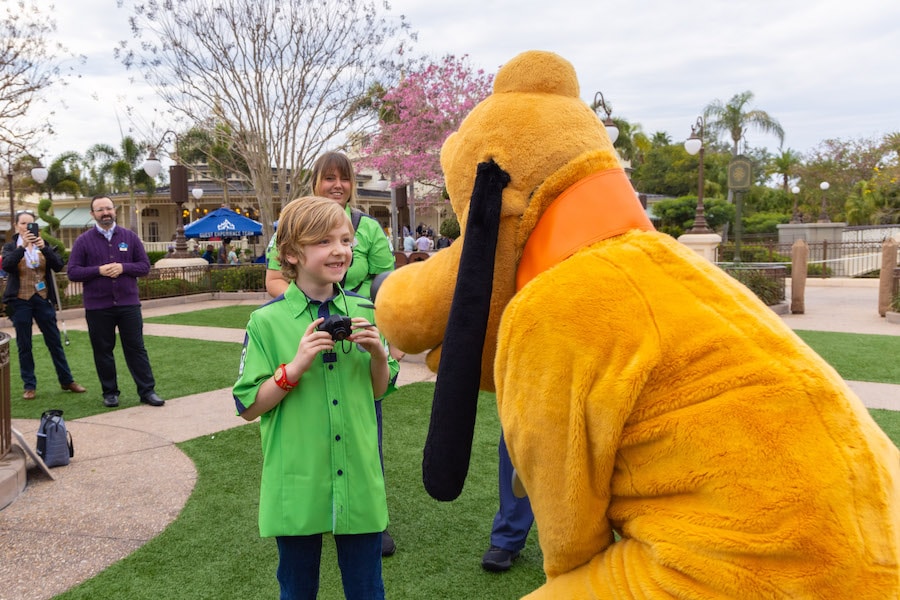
[276,196,353,281]
[310,151,357,204]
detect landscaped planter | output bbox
[887,311,900,325]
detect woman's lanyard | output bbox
[18,238,41,269]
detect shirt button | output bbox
[328,364,334,370]
[332,399,338,405]
[335,435,341,441]
[337,469,343,476]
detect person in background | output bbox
[218,238,232,264]
[227,242,240,265]
[481,432,535,571]
[436,234,452,249]
[403,231,416,252]
[263,151,399,557]
[66,196,165,409]
[414,231,432,252]
[2,211,87,399]
[201,244,215,263]
[234,196,399,599]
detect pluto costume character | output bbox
[375,51,900,598]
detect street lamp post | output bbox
[684,116,711,234]
[790,185,801,223]
[817,181,830,223]
[374,175,398,250]
[592,91,619,144]
[143,132,197,258]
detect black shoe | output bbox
[381,530,396,557]
[103,394,119,408]
[140,392,165,407]
[481,546,519,572]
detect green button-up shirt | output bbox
[234,282,399,537]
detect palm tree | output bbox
[609,117,650,168]
[36,151,84,238]
[85,137,152,231]
[704,91,786,232]
[844,180,879,225]
[704,91,784,156]
[178,122,251,207]
[769,148,803,193]
[650,131,672,147]
[43,151,84,201]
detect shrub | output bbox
[719,243,789,263]
[440,216,460,239]
[892,293,900,313]
[721,266,785,306]
[210,265,265,292]
[139,276,205,299]
[147,250,169,265]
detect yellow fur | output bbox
[375,50,900,597]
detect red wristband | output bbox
[274,364,299,391]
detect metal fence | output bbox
[0,264,267,316]
[720,240,894,278]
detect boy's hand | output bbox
[291,318,335,373]
[349,317,387,359]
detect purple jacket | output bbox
[66,225,150,310]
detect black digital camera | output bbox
[318,315,353,341]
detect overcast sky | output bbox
[37,0,900,163]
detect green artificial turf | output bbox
[144,304,259,328]
[8,331,241,419]
[55,383,546,600]
[16,307,898,598]
[795,330,900,384]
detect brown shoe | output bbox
[61,382,87,393]
[23,389,35,400]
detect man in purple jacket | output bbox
[67,196,164,408]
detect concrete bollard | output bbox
[791,239,808,314]
[878,239,898,317]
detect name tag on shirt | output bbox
[119,242,128,252]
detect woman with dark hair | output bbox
[2,211,86,399]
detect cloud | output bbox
[35,0,900,162]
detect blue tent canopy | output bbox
[183,207,262,239]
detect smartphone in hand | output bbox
[26,222,40,237]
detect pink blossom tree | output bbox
[360,54,494,205]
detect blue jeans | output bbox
[275,532,384,600]
[9,295,74,390]
[489,432,534,552]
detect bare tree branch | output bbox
[0,0,82,152]
[117,0,414,241]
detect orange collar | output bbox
[516,168,654,290]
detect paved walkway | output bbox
[1,282,898,600]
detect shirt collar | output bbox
[283,281,346,319]
[95,223,117,240]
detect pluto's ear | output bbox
[423,159,510,501]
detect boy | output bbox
[233,196,399,599]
